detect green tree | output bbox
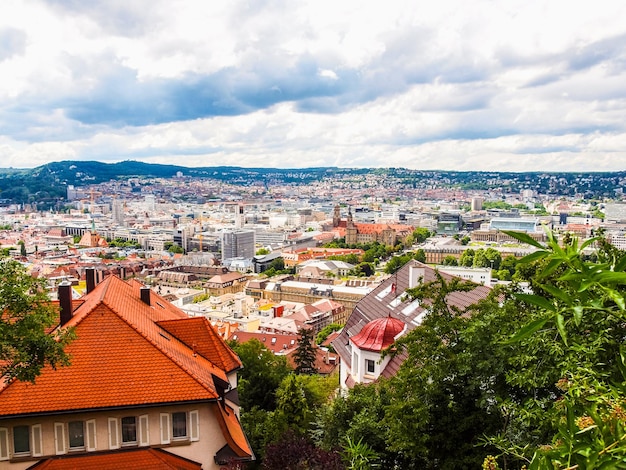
[414,248,426,263]
[459,248,475,267]
[229,338,291,411]
[413,227,432,244]
[442,255,458,266]
[276,374,311,434]
[294,327,317,375]
[487,231,626,468]
[0,258,74,382]
[381,273,508,469]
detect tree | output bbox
[413,228,432,244]
[459,248,475,267]
[294,327,317,375]
[229,338,291,411]
[486,231,626,468]
[0,258,74,382]
[380,273,509,469]
[262,431,343,470]
[442,255,458,266]
[316,323,343,346]
[276,374,311,434]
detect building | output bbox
[332,260,491,389]
[332,205,414,247]
[0,271,253,468]
[221,230,255,263]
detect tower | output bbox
[333,204,341,227]
[235,204,245,229]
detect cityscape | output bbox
[1,159,626,467]
[2,0,626,468]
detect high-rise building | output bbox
[221,230,255,262]
[112,198,125,226]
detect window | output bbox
[5,425,42,458]
[172,412,187,439]
[365,359,376,374]
[68,421,85,449]
[121,417,137,444]
[13,426,30,455]
[160,411,199,445]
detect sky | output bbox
[1,1,626,173]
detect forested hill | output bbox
[0,160,624,207]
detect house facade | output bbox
[0,270,253,469]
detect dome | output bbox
[350,316,405,352]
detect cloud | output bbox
[0,28,26,61]
[0,0,625,172]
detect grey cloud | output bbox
[0,28,26,61]
[43,0,157,36]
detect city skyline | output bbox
[1,1,626,172]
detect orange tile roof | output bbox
[158,317,242,373]
[213,403,254,460]
[0,275,232,417]
[29,448,202,469]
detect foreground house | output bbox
[332,260,491,389]
[0,270,253,469]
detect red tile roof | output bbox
[350,316,405,352]
[0,275,235,416]
[213,403,254,460]
[158,317,242,373]
[28,448,202,469]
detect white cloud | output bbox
[0,0,625,171]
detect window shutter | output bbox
[54,423,66,455]
[108,418,119,450]
[31,424,43,457]
[160,413,170,444]
[86,419,97,452]
[189,410,199,442]
[0,428,9,461]
[139,415,149,446]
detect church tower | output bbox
[333,204,341,228]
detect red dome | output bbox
[350,316,405,352]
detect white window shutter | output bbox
[189,410,199,442]
[31,424,43,457]
[108,418,119,450]
[0,428,9,461]
[139,415,149,446]
[54,423,66,455]
[160,413,170,444]
[86,419,97,452]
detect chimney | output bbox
[140,286,151,306]
[119,267,125,280]
[408,266,425,289]
[86,267,96,294]
[58,281,73,326]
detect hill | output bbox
[0,160,624,209]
